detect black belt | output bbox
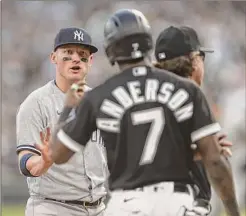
[125,183,191,194]
[44,197,102,207]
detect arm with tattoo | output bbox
[197,135,240,216]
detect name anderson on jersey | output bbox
[96,78,194,132]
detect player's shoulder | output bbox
[19,81,54,109]
[83,77,119,109]
[152,66,199,92]
[84,82,108,101]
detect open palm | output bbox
[35,127,53,166]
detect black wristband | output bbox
[19,153,38,177]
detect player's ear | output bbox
[50,51,57,64]
[88,54,93,67]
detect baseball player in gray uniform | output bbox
[16,27,109,216]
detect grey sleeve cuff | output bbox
[16,145,41,155]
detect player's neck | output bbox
[55,75,72,93]
[118,57,152,71]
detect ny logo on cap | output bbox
[74,30,84,41]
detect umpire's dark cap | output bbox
[54,27,98,53]
[155,26,214,61]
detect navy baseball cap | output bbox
[54,27,98,53]
[155,26,214,61]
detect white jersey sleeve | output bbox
[16,92,46,155]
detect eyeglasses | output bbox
[199,51,206,61]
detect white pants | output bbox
[105,182,195,216]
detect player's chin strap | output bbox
[193,199,212,215]
[182,200,212,216]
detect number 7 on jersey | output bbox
[131,107,165,165]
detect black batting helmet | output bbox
[104,9,153,65]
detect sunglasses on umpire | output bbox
[199,51,206,61]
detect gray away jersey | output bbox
[16,80,109,201]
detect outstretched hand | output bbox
[35,127,53,167]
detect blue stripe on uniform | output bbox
[16,145,41,156]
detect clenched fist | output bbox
[65,78,86,108]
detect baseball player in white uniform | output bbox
[16,27,109,216]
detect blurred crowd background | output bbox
[2,1,245,215]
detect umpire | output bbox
[154,26,233,215]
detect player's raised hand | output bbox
[35,127,53,167]
[217,133,233,157]
[65,77,87,108]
